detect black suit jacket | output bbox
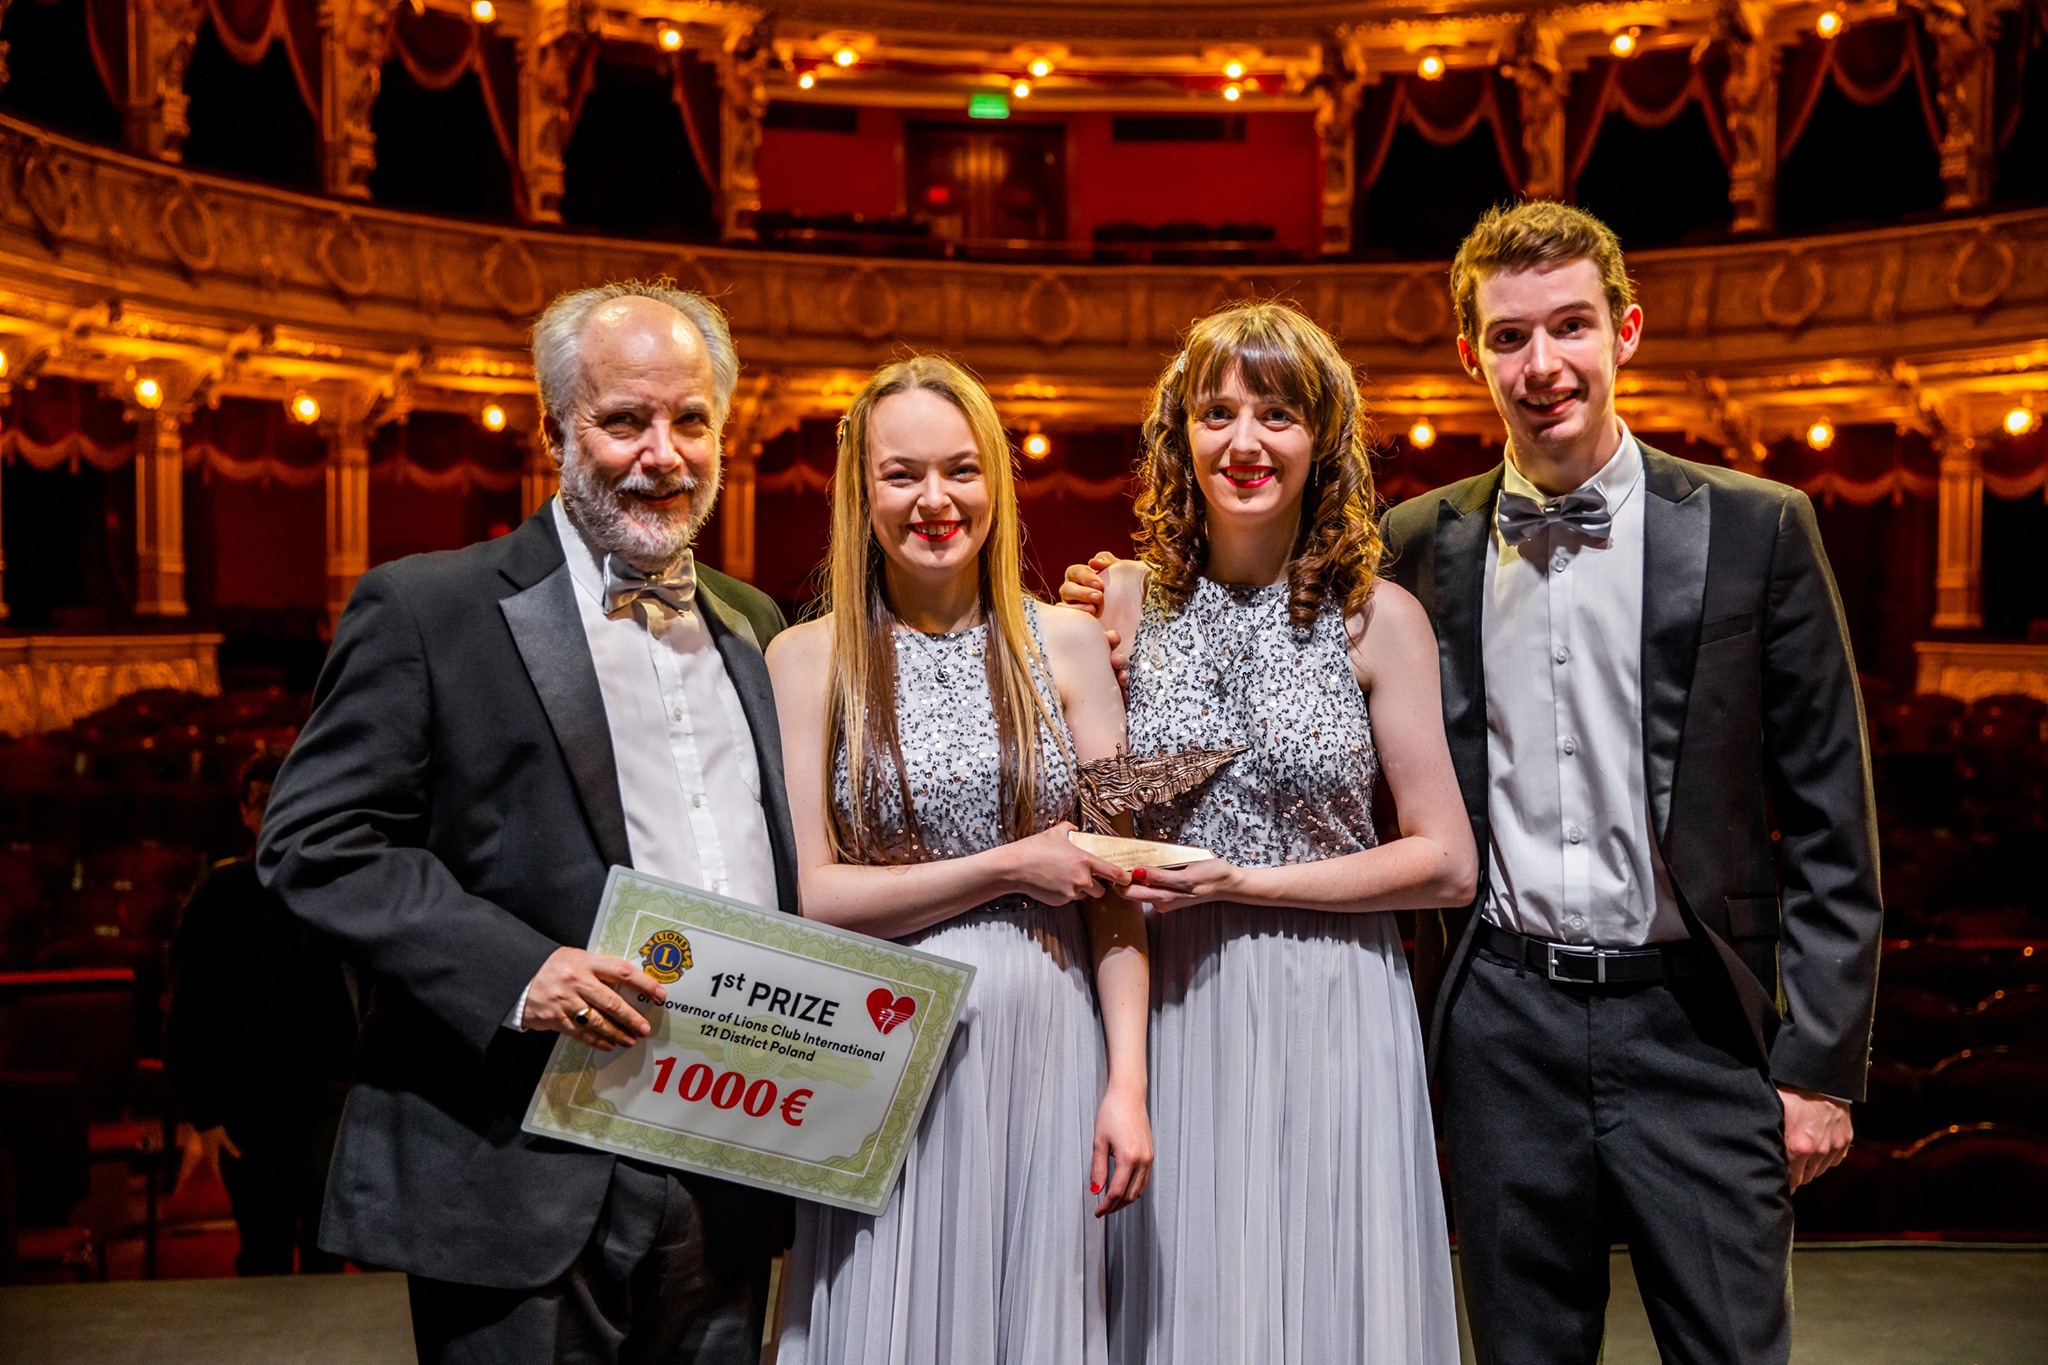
[1382,446,1882,1101]
[257,502,800,1288]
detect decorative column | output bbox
[1308,35,1366,255]
[1933,427,1984,630]
[1504,20,1568,201]
[519,1,589,224]
[1719,0,1780,234]
[319,0,397,200]
[717,21,772,243]
[522,441,557,519]
[124,382,195,618]
[716,375,794,584]
[124,0,205,161]
[0,0,16,93]
[324,417,371,626]
[1917,0,1996,211]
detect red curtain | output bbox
[1778,17,1942,160]
[184,400,326,487]
[1,378,135,472]
[387,4,527,214]
[1358,70,1523,197]
[82,0,129,110]
[1566,49,1732,193]
[671,48,722,193]
[1994,0,2046,152]
[205,0,321,114]
[369,411,526,494]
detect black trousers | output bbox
[1440,946,1793,1365]
[407,1160,769,1365]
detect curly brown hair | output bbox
[1133,301,1382,631]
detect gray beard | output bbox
[557,435,720,572]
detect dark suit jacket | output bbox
[1382,446,1882,1102]
[257,502,800,1288]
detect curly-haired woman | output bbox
[1063,301,1472,1364]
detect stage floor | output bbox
[1,1246,2041,1363]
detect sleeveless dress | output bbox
[1109,577,1458,1365]
[777,601,1110,1365]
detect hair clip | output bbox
[1169,351,1187,379]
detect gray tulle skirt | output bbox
[1108,903,1458,1365]
[776,904,1109,1365]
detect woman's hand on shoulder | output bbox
[995,821,1131,905]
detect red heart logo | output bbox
[866,987,916,1035]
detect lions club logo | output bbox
[639,930,693,984]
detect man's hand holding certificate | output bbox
[525,868,974,1214]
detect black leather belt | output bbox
[1477,922,1704,985]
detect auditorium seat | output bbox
[1873,694,1965,752]
[1924,1047,2048,1132]
[1900,1125,2048,1237]
[1878,943,1998,1006]
[1975,985,2048,1051]
[1962,692,2048,738]
[0,1071,99,1282]
[1856,1056,1929,1142]
[1790,1141,1901,1235]
[1872,985,1973,1065]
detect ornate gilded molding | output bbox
[0,634,223,738]
[1,112,2046,447]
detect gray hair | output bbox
[530,280,740,432]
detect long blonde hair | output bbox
[823,355,1065,863]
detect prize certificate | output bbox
[523,867,976,1214]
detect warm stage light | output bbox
[1806,420,1836,451]
[1409,420,1437,449]
[1012,79,1032,98]
[1023,432,1051,459]
[0,348,9,380]
[2007,407,2038,437]
[482,403,508,433]
[1029,58,1053,78]
[833,47,858,68]
[797,71,816,89]
[658,26,684,52]
[470,0,495,22]
[1224,60,1245,80]
[1418,51,1445,81]
[290,393,321,424]
[1817,9,1845,38]
[1223,83,1243,101]
[135,378,163,409]
[1610,29,1640,58]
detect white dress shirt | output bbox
[508,503,777,1027]
[1480,428,1687,947]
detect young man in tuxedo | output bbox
[1060,202,1880,1363]
[1380,201,1881,1363]
[260,283,798,1364]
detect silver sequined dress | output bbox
[1109,577,1457,1365]
[778,601,1111,1365]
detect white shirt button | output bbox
[672,707,682,721]
[692,794,704,809]
[1554,646,1570,665]
[1551,551,1570,573]
[1566,826,1584,845]
[1561,737,1578,756]
[1569,915,1588,930]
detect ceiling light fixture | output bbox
[135,378,164,409]
[1012,79,1032,99]
[1806,420,1836,451]
[1418,50,1446,81]
[470,0,495,23]
[1409,419,1437,449]
[833,46,858,68]
[2006,406,2038,437]
[290,393,321,424]
[1029,57,1053,78]
[1023,432,1051,459]
[1817,9,1845,38]
[1223,83,1243,101]
[658,26,684,53]
[797,71,816,89]
[482,403,508,433]
[1610,28,1640,58]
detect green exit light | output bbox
[968,92,1011,120]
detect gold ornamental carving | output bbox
[20,143,80,245]
[1385,271,1453,346]
[1758,251,1826,332]
[1018,273,1081,348]
[315,212,378,300]
[158,178,220,276]
[1946,226,2015,313]
[667,254,720,302]
[481,236,546,318]
[838,266,900,340]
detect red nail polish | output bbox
[1091,1183,1102,1194]
[1131,868,1147,883]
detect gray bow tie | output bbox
[1496,488,1612,545]
[603,552,696,617]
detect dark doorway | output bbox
[906,121,1066,244]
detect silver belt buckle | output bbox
[1545,943,1611,984]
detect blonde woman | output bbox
[1063,302,1473,1364]
[768,356,1151,1364]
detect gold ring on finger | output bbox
[573,1005,593,1026]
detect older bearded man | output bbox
[260,282,799,1365]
